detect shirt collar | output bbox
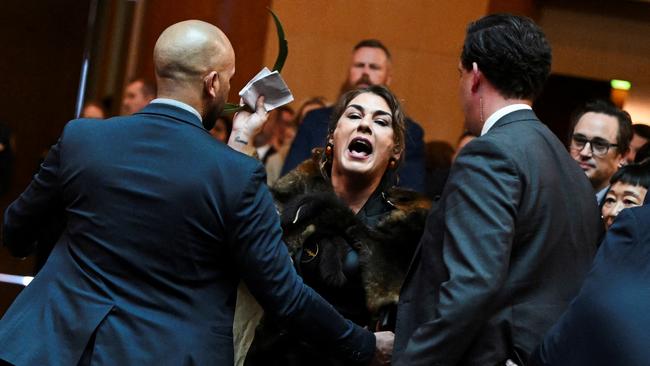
[150,98,202,122]
[596,185,609,205]
[481,104,532,136]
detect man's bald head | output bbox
[153,20,235,128]
[154,20,234,83]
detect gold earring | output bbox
[389,158,397,169]
[325,143,333,157]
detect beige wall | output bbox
[538,3,650,125]
[263,0,489,144]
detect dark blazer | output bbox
[0,103,374,365]
[393,109,601,365]
[530,204,650,366]
[281,106,427,193]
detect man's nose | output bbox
[579,142,593,157]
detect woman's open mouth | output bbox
[347,137,373,159]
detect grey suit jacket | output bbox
[393,109,600,366]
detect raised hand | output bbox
[228,96,268,155]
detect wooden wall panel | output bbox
[134,0,271,102]
[263,0,489,144]
[0,0,90,315]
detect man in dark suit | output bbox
[280,39,427,193]
[392,14,600,365]
[0,20,388,365]
[530,204,650,366]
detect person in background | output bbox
[568,100,633,204]
[265,98,328,186]
[624,123,650,164]
[423,140,453,200]
[601,160,650,230]
[120,77,156,115]
[81,101,106,119]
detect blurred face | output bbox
[331,92,399,179]
[570,112,624,191]
[81,104,105,119]
[625,133,649,163]
[346,47,391,90]
[601,182,647,229]
[121,81,153,115]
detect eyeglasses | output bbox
[570,134,618,157]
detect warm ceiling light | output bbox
[611,79,631,91]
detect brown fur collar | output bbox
[271,156,432,313]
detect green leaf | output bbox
[268,8,288,73]
[221,9,288,117]
[222,102,244,114]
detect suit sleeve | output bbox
[399,139,521,365]
[227,163,375,363]
[530,208,640,366]
[2,137,64,258]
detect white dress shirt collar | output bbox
[150,98,203,122]
[481,104,532,136]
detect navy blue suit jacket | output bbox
[531,204,650,366]
[281,106,427,193]
[0,103,374,365]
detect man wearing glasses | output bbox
[569,100,633,204]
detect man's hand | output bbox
[370,331,394,365]
[228,96,268,155]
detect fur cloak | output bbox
[271,156,432,316]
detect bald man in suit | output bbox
[0,20,386,365]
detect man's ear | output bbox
[471,62,481,93]
[204,71,219,98]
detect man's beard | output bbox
[341,74,374,94]
[202,94,226,130]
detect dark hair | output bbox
[609,159,650,189]
[461,14,551,100]
[353,39,391,60]
[323,85,405,186]
[636,143,650,164]
[569,99,633,155]
[632,124,650,140]
[129,77,157,98]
